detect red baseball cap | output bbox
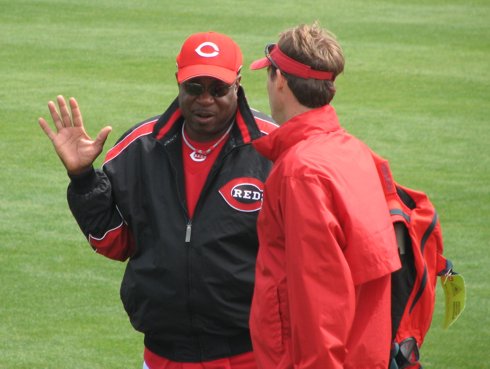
[176,32,243,84]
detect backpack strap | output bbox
[370,151,409,227]
[371,150,397,197]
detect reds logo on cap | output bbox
[219,177,264,212]
[195,42,219,58]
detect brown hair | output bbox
[270,22,345,107]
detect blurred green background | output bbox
[1,0,488,368]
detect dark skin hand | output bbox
[38,95,112,175]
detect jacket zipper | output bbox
[162,134,194,244]
[185,222,192,243]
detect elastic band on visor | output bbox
[266,44,334,81]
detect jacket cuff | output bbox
[68,167,97,194]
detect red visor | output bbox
[250,44,334,81]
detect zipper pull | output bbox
[185,223,192,243]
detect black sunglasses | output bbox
[265,43,281,71]
[182,79,236,98]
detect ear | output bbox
[275,69,288,90]
[235,75,242,91]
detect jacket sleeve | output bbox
[281,175,355,369]
[67,167,135,261]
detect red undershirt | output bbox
[182,130,229,219]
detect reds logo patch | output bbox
[195,41,219,58]
[219,177,264,212]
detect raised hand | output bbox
[38,96,112,175]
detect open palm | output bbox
[39,96,112,175]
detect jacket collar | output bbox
[152,86,263,146]
[253,104,342,161]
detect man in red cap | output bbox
[248,23,401,369]
[38,32,276,369]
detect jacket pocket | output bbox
[251,283,284,354]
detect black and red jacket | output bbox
[67,87,276,362]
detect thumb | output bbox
[94,126,112,148]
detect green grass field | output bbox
[1,0,488,368]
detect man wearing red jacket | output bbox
[249,23,401,369]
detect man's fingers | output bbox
[47,101,63,131]
[38,117,56,141]
[70,97,83,127]
[57,95,72,128]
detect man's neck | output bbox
[277,99,312,126]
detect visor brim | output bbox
[249,57,271,70]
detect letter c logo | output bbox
[195,42,219,58]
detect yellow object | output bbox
[441,274,466,329]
